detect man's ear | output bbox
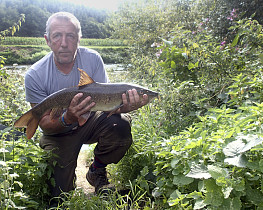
[44,35,51,47]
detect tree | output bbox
[0,0,111,38]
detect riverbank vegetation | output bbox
[1,0,263,209]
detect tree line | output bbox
[0,0,111,38]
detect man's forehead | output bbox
[50,19,77,33]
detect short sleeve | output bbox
[25,71,48,104]
[92,53,109,83]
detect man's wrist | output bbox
[59,111,72,127]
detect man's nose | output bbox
[60,35,68,47]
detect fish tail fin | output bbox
[14,111,39,139]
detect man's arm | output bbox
[32,93,95,135]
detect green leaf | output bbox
[208,165,228,179]
[173,174,194,186]
[170,189,181,200]
[194,199,206,210]
[246,184,263,205]
[204,179,224,207]
[224,154,248,167]
[223,135,263,160]
[223,139,245,157]
[140,166,149,176]
[171,158,180,168]
[231,34,239,47]
[222,197,242,210]
[259,160,263,173]
[222,186,233,199]
[240,135,263,153]
[171,60,176,68]
[152,187,162,198]
[186,164,211,179]
[193,43,199,49]
[188,62,195,70]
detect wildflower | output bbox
[220,41,226,46]
[151,42,161,48]
[227,8,238,21]
[156,49,162,58]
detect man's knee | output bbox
[108,113,133,146]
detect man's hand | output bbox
[38,93,95,134]
[63,93,95,125]
[116,89,149,113]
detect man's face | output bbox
[45,18,80,65]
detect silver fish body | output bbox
[14,82,159,139]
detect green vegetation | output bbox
[0,37,128,64]
[1,37,127,46]
[1,0,263,209]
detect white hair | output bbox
[45,12,82,40]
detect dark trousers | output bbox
[39,112,132,197]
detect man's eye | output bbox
[52,34,61,41]
[67,34,75,40]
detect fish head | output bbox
[135,87,159,102]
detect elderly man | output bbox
[24,12,148,197]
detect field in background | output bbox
[0,37,128,65]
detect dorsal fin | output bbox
[78,68,95,86]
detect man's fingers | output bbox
[141,94,149,106]
[122,92,128,105]
[70,93,83,107]
[78,101,95,115]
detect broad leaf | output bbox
[204,179,224,206]
[223,135,263,157]
[194,199,206,210]
[186,164,211,179]
[224,154,248,167]
[223,139,245,157]
[208,165,229,179]
[173,174,194,186]
[239,135,263,153]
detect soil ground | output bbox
[75,150,94,194]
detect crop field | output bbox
[1,36,127,47]
[0,37,128,65]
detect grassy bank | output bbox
[0,37,128,65]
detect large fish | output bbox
[14,68,159,139]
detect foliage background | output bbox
[0,0,111,38]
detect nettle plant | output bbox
[153,102,263,209]
[144,16,263,209]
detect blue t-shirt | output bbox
[25,47,109,104]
